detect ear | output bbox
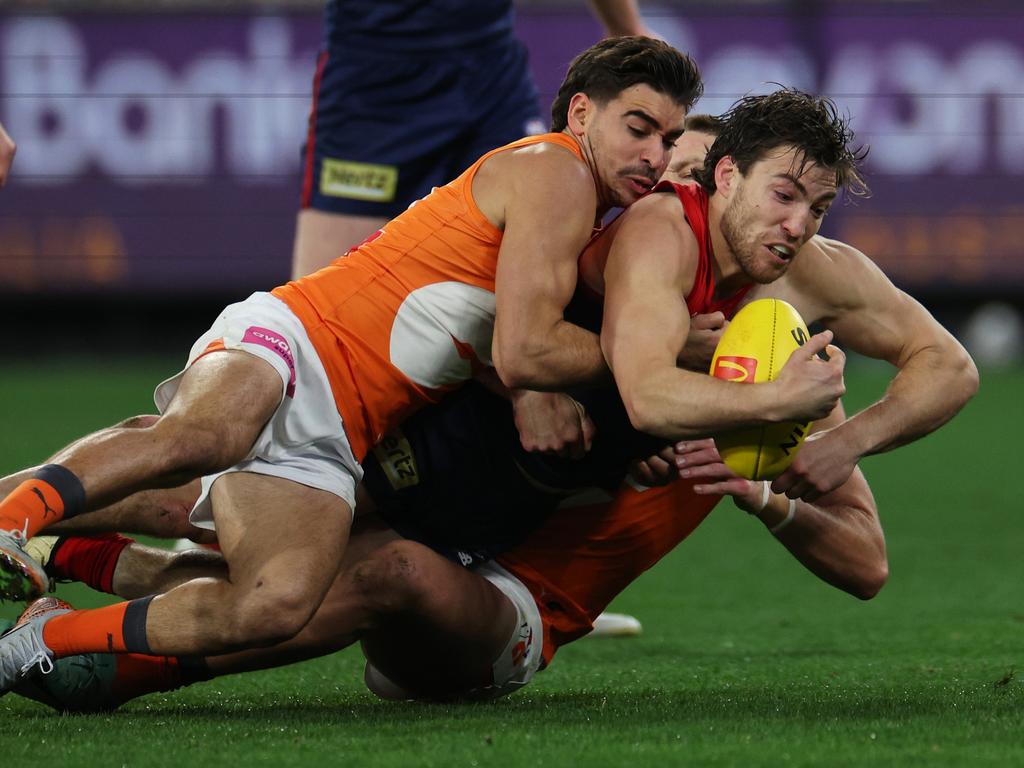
[714,155,739,198]
[565,92,594,137]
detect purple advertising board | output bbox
[0,3,1021,296]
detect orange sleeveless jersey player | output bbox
[274,132,582,461]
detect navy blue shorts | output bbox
[301,39,543,218]
[361,383,560,567]
[360,382,662,567]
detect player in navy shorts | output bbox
[291,0,648,277]
[362,379,658,568]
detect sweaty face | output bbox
[663,130,716,185]
[720,145,838,284]
[582,84,686,208]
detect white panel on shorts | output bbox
[474,561,545,698]
[152,292,363,528]
[363,561,544,702]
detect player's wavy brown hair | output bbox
[693,88,869,197]
[550,37,703,132]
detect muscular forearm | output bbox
[623,367,780,439]
[495,321,609,390]
[833,344,978,459]
[753,485,887,600]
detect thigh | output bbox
[139,471,352,653]
[203,513,402,675]
[159,349,282,445]
[156,293,361,526]
[210,471,352,608]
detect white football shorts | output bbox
[153,291,362,528]
[364,561,544,701]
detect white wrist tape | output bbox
[751,481,771,515]
[770,498,798,535]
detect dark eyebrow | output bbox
[775,173,837,204]
[624,110,683,142]
[776,173,807,196]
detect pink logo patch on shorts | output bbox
[242,326,296,398]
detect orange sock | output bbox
[43,596,154,657]
[0,465,85,539]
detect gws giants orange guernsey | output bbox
[273,133,585,461]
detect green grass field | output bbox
[0,358,1021,766]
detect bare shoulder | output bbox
[795,235,869,273]
[486,140,594,199]
[606,190,699,288]
[786,235,892,314]
[474,139,597,230]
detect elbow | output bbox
[933,339,979,410]
[940,347,980,421]
[492,326,574,390]
[622,388,676,438]
[493,360,528,391]
[621,387,658,435]
[492,337,536,390]
[847,514,888,600]
[960,350,980,404]
[850,558,889,601]
[493,352,543,391]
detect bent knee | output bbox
[223,586,320,647]
[349,540,437,616]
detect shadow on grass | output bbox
[7,681,1020,726]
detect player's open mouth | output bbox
[768,244,795,263]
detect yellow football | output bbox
[709,298,813,480]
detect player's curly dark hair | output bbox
[693,88,869,197]
[550,37,703,132]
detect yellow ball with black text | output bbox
[709,298,813,480]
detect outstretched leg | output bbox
[1,416,208,543]
[0,350,282,538]
[196,536,523,700]
[11,525,539,709]
[1,470,353,695]
[0,351,283,601]
[51,471,349,657]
